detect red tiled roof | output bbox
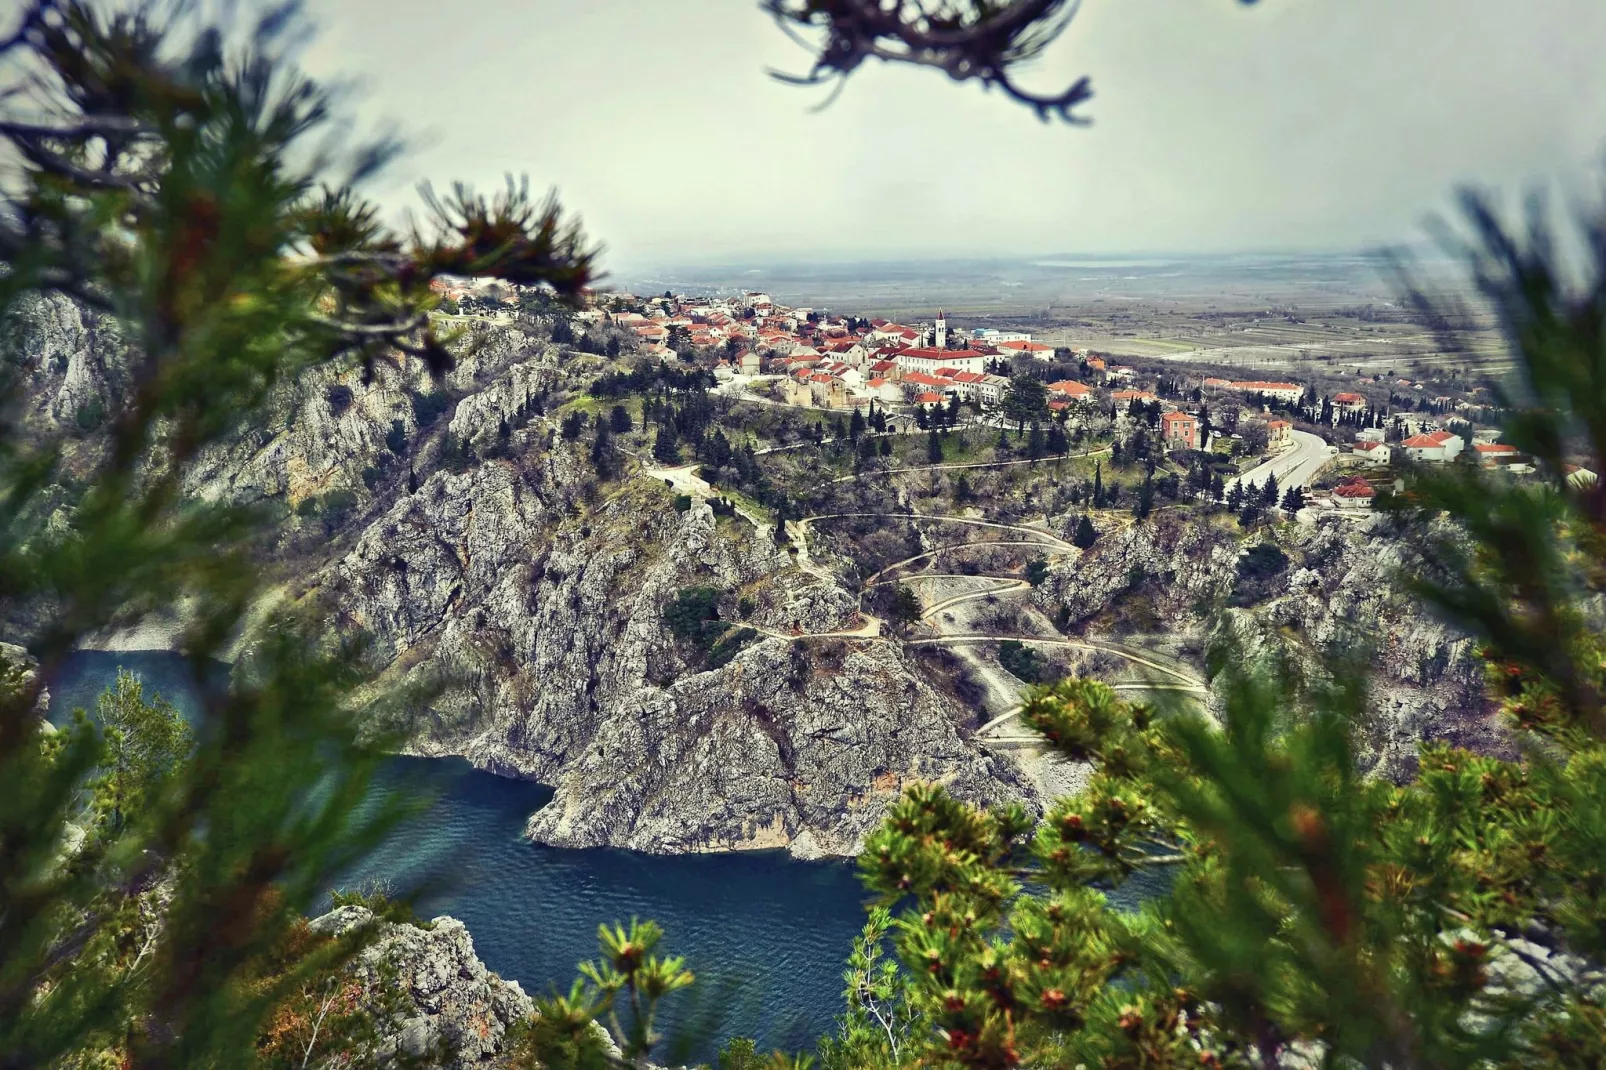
[915,391,943,404]
[1474,443,1517,453]
[1403,431,1457,448]
[1047,380,1091,397]
[1332,392,1366,404]
[1230,381,1302,392]
[902,348,984,359]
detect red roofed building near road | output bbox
[1474,443,1520,467]
[914,391,944,405]
[1160,411,1201,450]
[1333,476,1377,507]
[1112,389,1158,404]
[1267,419,1293,448]
[1401,429,1465,462]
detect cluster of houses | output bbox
[583,292,1079,412]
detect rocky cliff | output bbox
[1035,510,1501,775]
[309,905,533,1068]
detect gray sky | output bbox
[301,0,1606,271]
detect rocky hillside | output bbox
[308,905,533,1068]
[5,293,1032,857]
[1034,510,1501,776]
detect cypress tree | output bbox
[1072,514,1098,549]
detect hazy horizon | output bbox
[301,0,1606,274]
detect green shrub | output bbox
[73,397,105,432]
[998,638,1049,684]
[411,389,451,426]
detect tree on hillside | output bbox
[1072,514,1098,549]
[591,422,618,480]
[889,585,923,636]
[1134,469,1154,521]
[1092,461,1105,508]
[926,428,944,464]
[1046,421,1068,458]
[1261,470,1280,505]
[772,500,790,547]
[653,425,681,464]
[609,403,633,434]
[1001,374,1049,434]
[849,406,867,442]
[1026,421,1045,461]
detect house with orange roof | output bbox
[1112,389,1158,404]
[1332,476,1377,508]
[1046,380,1092,401]
[1473,443,1520,467]
[861,378,902,404]
[1267,419,1293,448]
[1160,411,1201,451]
[944,370,1006,405]
[1352,440,1391,465]
[1086,357,1107,371]
[1331,391,1368,416]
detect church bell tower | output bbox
[935,309,947,349]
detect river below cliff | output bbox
[48,651,871,1052]
[50,648,1165,1056]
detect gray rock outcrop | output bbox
[309,905,533,1068]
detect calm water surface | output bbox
[49,651,869,1052]
[50,649,1165,1054]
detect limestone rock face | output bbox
[309,905,532,1068]
[1035,512,1498,776]
[331,454,1031,855]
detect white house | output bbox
[997,340,1056,362]
[895,347,988,376]
[1401,430,1465,462]
[1352,440,1392,466]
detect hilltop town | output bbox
[434,277,1580,524]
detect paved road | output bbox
[1228,429,1334,494]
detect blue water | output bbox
[47,650,869,1054]
[48,649,1168,1057]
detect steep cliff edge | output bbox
[308,905,533,1068]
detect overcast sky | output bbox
[300,0,1606,272]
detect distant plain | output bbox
[622,251,1507,379]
